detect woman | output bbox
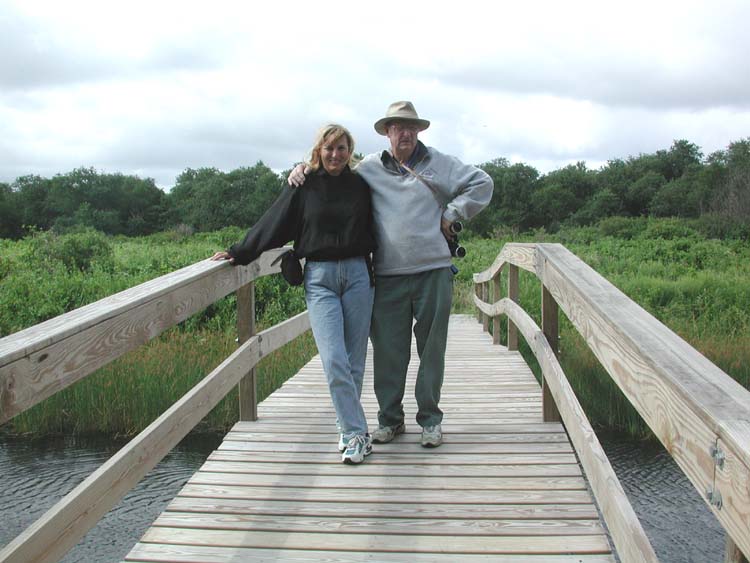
[211,124,376,464]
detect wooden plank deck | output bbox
[124,314,614,562]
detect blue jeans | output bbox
[304,257,374,441]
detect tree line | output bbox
[1,138,748,241]
[470,138,750,238]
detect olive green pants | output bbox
[370,267,453,428]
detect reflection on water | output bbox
[0,431,728,562]
[599,432,726,563]
[0,433,221,563]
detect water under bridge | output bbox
[1,243,748,562]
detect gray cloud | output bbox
[436,52,750,111]
[2,1,749,191]
[0,16,104,89]
[0,9,221,91]
[428,2,750,112]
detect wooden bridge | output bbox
[1,243,749,562]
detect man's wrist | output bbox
[443,208,460,223]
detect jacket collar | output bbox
[314,164,352,177]
[380,141,429,173]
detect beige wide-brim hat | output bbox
[374,101,430,135]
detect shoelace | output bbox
[345,435,367,450]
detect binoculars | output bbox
[447,221,466,258]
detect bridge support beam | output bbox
[237,282,257,421]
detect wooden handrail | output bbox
[0,311,310,563]
[474,295,658,562]
[473,242,750,561]
[473,242,537,282]
[0,247,310,563]
[0,248,287,424]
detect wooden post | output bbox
[481,282,490,333]
[541,284,561,422]
[725,536,749,563]
[237,282,257,421]
[475,283,482,323]
[507,264,519,351]
[492,273,502,345]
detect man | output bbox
[290,101,493,447]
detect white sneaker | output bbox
[421,424,442,448]
[371,422,405,444]
[338,434,346,452]
[342,434,373,465]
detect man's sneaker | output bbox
[338,434,346,452]
[371,422,405,444]
[342,434,373,465]
[421,424,442,448]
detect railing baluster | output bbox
[481,282,490,333]
[475,283,482,323]
[237,281,257,421]
[471,241,750,560]
[507,264,519,351]
[541,284,561,423]
[492,273,502,345]
[0,248,311,563]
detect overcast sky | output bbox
[2,0,748,189]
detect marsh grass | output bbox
[2,218,748,438]
[453,223,750,436]
[10,328,317,437]
[2,228,311,437]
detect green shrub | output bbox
[639,217,701,240]
[597,216,646,239]
[689,213,750,240]
[24,228,114,273]
[455,227,750,436]
[0,254,10,281]
[3,223,748,438]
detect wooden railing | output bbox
[4,241,748,563]
[0,248,311,563]
[473,242,750,563]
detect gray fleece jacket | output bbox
[356,141,493,276]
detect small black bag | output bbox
[272,250,304,286]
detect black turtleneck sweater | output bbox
[228,166,376,266]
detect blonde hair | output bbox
[308,124,358,171]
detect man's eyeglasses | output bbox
[388,123,420,134]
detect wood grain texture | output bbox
[164,497,599,519]
[153,511,605,535]
[542,284,561,423]
[124,315,614,562]
[0,248,289,424]
[493,273,502,345]
[0,311,310,563]
[137,527,612,554]
[197,460,581,476]
[473,241,750,560]
[125,543,617,563]
[236,281,257,421]
[472,242,538,283]
[508,263,519,350]
[481,282,490,332]
[475,296,658,562]
[535,243,750,558]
